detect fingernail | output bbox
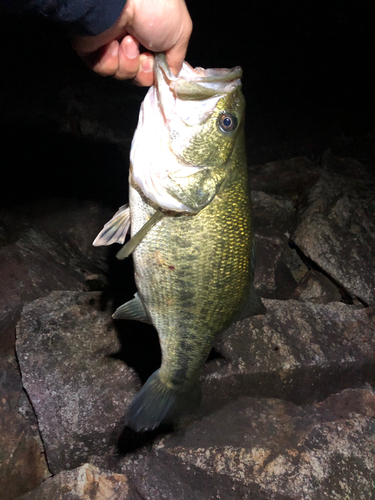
[110,41,118,58]
[140,55,154,73]
[124,38,139,59]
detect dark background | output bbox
[0,0,374,207]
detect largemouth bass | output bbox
[94,53,264,432]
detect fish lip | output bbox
[154,52,243,85]
[154,53,243,121]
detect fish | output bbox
[93,53,265,432]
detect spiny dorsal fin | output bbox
[112,293,151,323]
[116,209,164,260]
[93,205,130,247]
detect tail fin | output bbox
[127,370,200,432]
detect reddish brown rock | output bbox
[18,463,142,500]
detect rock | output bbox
[249,157,321,199]
[0,356,50,500]
[293,270,342,304]
[0,201,112,357]
[322,149,375,182]
[23,199,112,274]
[120,449,260,500]
[292,171,375,305]
[18,463,142,500]
[253,233,287,298]
[16,291,140,474]
[277,246,309,284]
[251,191,296,236]
[273,246,309,299]
[155,387,375,500]
[0,233,85,356]
[251,191,296,298]
[203,299,375,413]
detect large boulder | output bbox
[203,299,375,412]
[292,170,375,305]
[0,201,111,357]
[154,387,375,500]
[16,291,140,474]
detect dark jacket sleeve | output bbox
[0,0,126,36]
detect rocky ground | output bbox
[1,146,375,499]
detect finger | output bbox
[113,35,141,80]
[91,40,120,77]
[165,11,193,76]
[133,53,154,86]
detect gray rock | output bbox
[16,291,140,474]
[251,191,296,298]
[0,356,50,500]
[203,299,375,412]
[249,157,321,199]
[251,191,296,236]
[272,246,310,300]
[293,270,342,304]
[18,463,142,500]
[23,199,112,274]
[322,149,375,182]
[292,171,375,305]
[0,200,111,357]
[155,387,375,500]
[120,450,266,500]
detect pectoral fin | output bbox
[93,205,130,246]
[113,293,151,323]
[116,209,164,260]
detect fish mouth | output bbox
[154,53,242,102]
[154,53,243,127]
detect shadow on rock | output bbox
[113,420,174,456]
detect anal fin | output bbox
[113,293,151,323]
[236,284,266,322]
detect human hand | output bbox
[72,0,192,85]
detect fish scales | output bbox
[130,138,252,386]
[93,53,264,431]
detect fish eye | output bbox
[218,113,238,133]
